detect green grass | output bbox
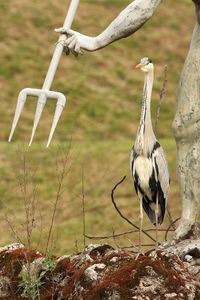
[0,0,196,254]
[0,138,179,254]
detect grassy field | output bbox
[0,0,196,254]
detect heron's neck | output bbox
[136,69,155,154]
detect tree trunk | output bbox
[173,3,200,240]
[193,0,200,24]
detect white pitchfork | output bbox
[8,0,80,147]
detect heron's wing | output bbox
[130,148,138,191]
[152,143,170,223]
[130,148,137,173]
[153,145,170,198]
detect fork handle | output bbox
[42,0,80,90]
[63,0,80,29]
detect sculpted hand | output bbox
[55,28,98,56]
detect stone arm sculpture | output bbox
[55,0,162,55]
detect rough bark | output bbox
[173,5,200,240]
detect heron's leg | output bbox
[135,196,144,259]
[155,196,159,248]
[139,198,143,253]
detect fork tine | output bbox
[46,103,65,148]
[46,93,66,147]
[29,93,47,146]
[46,104,64,148]
[8,90,27,142]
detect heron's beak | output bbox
[135,63,144,69]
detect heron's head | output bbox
[135,57,153,73]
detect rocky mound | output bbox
[0,242,199,299]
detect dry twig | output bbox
[165,217,181,241]
[112,228,121,249]
[111,176,156,243]
[85,227,174,241]
[166,205,177,231]
[155,65,168,135]
[81,166,86,248]
[4,213,24,245]
[45,142,72,253]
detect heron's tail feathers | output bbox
[142,199,165,225]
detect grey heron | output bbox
[130,57,170,251]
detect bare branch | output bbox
[85,227,174,241]
[4,213,24,245]
[16,150,39,252]
[81,166,86,249]
[45,142,72,253]
[125,237,139,252]
[112,228,121,249]
[111,176,156,243]
[116,243,155,252]
[166,205,177,231]
[155,65,168,135]
[165,217,181,241]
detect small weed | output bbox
[43,251,57,271]
[19,252,56,299]
[19,270,43,299]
